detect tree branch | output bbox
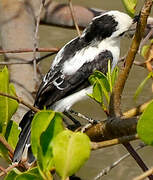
[91,134,138,150]
[109,0,153,117]
[0,136,14,157]
[85,116,137,142]
[0,92,39,113]
[0,47,59,54]
[122,100,151,118]
[0,163,18,177]
[133,167,153,180]
[95,143,146,179]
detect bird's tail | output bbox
[13,110,35,163]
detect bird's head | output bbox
[82,10,135,42]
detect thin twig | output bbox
[123,100,151,118]
[123,142,152,178]
[0,136,28,171]
[94,143,146,180]
[0,166,7,174]
[91,134,138,150]
[139,28,153,53]
[68,0,81,37]
[0,163,18,177]
[133,167,153,180]
[119,56,146,68]
[33,0,46,82]
[0,47,59,54]
[0,92,39,113]
[0,136,14,156]
[0,52,58,66]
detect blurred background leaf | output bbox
[121,0,137,17]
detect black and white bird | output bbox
[13,10,136,163]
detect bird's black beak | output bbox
[133,14,140,24]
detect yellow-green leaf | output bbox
[141,44,150,58]
[38,112,64,172]
[5,120,20,149]
[122,0,137,17]
[0,67,18,134]
[134,72,153,100]
[31,110,55,157]
[53,130,91,180]
[137,100,153,145]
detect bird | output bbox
[13,10,136,163]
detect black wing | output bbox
[34,50,113,109]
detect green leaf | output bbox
[0,141,9,160]
[15,173,43,180]
[89,64,118,112]
[141,44,150,58]
[4,169,19,180]
[0,67,9,134]
[90,71,110,92]
[15,167,43,180]
[107,60,112,92]
[27,167,40,175]
[89,71,110,103]
[37,147,53,180]
[53,130,91,180]
[111,66,119,87]
[134,72,153,100]
[93,81,103,103]
[122,0,137,17]
[94,71,110,91]
[88,74,97,85]
[137,100,153,145]
[31,110,55,157]
[0,67,18,134]
[38,113,64,172]
[8,84,18,120]
[5,120,20,149]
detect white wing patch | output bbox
[51,37,78,69]
[62,37,120,75]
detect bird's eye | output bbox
[119,32,125,37]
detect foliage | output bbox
[0,0,152,179]
[141,39,153,59]
[121,0,137,17]
[53,130,90,180]
[0,67,91,180]
[137,100,153,145]
[134,71,153,100]
[0,67,18,135]
[89,61,119,112]
[0,67,19,160]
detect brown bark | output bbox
[85,117,137,142]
